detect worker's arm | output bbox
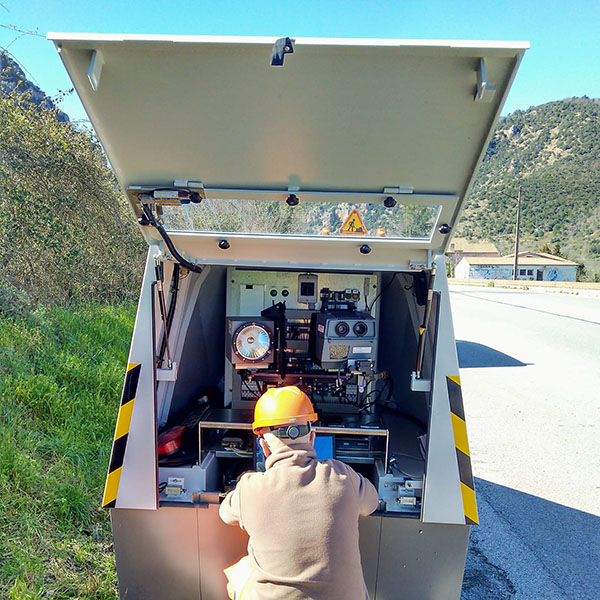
[349,469,379,516]
[218,471,257,527]
[219,485,242,526]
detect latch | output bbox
[163,477,185,498]
[157,363,178,382]
[475,58,496,103]
[410,371,431,392]
[145,181,205,206]
[271,37,295,66]
[87,50,104,91]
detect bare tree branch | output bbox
[4,29,25,50]
[0,23,45,37]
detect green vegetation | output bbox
[0,66,143,598]
[458,97,600,279]
[0,302,135,598]
[0,87,145,307]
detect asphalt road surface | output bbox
[451,285,600,600]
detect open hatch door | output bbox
[48,34,527,268]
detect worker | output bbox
[219,385,379,600]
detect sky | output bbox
[0,0,599,124]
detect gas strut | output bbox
[154,259,173,369]
[157,264,180,368]
[414,271,436,380]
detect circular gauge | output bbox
[281,288,290,297]
[353,321,368,336]
[334,321,350,337]
[233,322,272,362]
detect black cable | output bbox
[243,379,261,399]
[359,388,382,412]
[389,456,422,479]
[367,273,397,313]
[359,375,393,413]
[141,203,203,274]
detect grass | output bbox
[0,301,137,599]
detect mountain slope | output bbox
[1,52,69,122]
[458,97,600,279]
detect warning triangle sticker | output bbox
[339,209,368,236]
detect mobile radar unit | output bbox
[49,33,527,599]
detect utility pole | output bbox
[513,186,521,280]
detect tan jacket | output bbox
[219,441,379,600]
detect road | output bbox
[450,286,600,600]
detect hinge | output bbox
[383,186,414,195]
[409,260,427,270]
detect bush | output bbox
[0,92,145,306]
[0,283,33,318]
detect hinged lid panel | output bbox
[49,34,527,250]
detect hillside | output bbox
[0,54,145,311]
[0,52,69,122]
[458,97,600,279]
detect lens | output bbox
[353,321,368,336]
[334,321,350,336]
[233,323,271,361]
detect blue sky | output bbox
[1,0,598,123]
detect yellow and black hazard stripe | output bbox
[447,375,479,525]
[102,363,141,508]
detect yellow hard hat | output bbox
[252,386,317,432]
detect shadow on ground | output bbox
[456,341,530,368]
[461,478,600,600]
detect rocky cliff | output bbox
[0,52,69,122]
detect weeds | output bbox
[0,301,136,598]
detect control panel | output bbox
[224,269,380,410]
